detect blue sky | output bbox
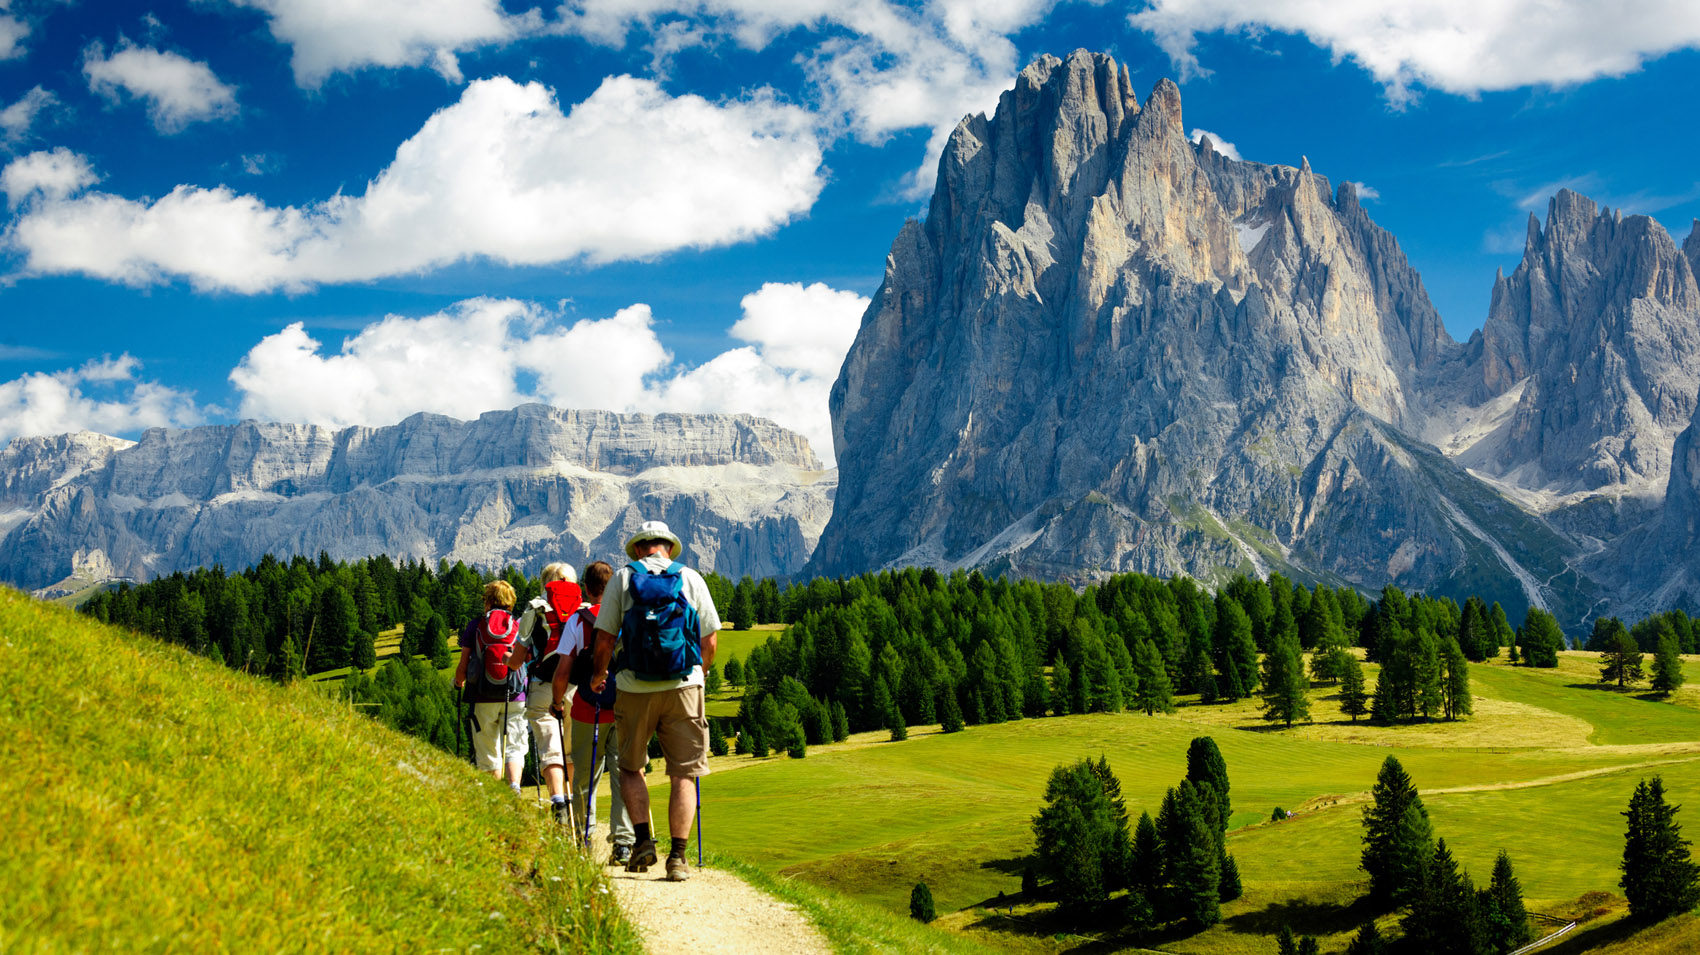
[1,0,1698,464]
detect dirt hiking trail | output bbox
[597,843,831,955]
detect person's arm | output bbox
[701,630,718,668]
[551,652,575,714]
[590,628,617,691]
[505,643,532,669]
[453,645,471,689]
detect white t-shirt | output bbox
[594,554,721,694]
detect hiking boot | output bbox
[552,800,572,826]
[625,839,658,873]
[609,844,631,866]
[665,855,691,882]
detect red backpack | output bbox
[470,608,525,697]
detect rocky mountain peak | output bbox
[1465,187,1700,491]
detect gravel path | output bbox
[602,847,831,955]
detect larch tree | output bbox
[1600,627,1646,688]
[1652,628,1686,697]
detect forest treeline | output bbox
[77,554,1700,759]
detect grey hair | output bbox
[540,562,576,584]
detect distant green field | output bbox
[0,588,640,953]
[668,651,1700,954]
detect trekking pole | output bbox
[695,776,702,868]
[583,703,601,850]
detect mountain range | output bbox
[6,49,1700,629]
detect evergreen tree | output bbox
[425,614,451,669]
[352,629,377,671]
[1032,758,1131,908]
[1441,636,1472,720]
[1132,810,1164,893]
[1339,653,1369,721]
[1520,607,1565,667]
[1131,637,1176,714]
[831,701,850,741]
[1276,925,1298,955]
[1458,596,1489,662]
[724,656,743,686]
[1186,736,1232,838]
[1297,938,1319,955]
[1021,864,1038,898]
[1415,629,1444,718]
[270,631,305,682]
[1049,655,1073,716]
[1344,921,1385,955]
[1403,838,1484,955]
[1490,602,1516,654]
[1260,632,1310,727]
[909,882,935,923]
[1361,756,1433,905]
[940,686,966,733]
[309,584,360,672]
[1601,627,1646,688]
[1621,776,1700,920]
[888,707,908,742]
[1481,850,1531,954]
[1174,803,1222,928]
[1218,852,1242,902]
[1652,629,1686,697]
[729,583,756,631]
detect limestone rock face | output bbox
[0,404,833,590]
[813,50,1588,619]
[1457,191,1700,493]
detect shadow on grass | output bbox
[955,899,1165,955]
[977,855,1029,877]
[1539,916,1642,955]
[1221,893,1384,936]
[1563,682,1677,703]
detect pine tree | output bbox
[724,656,744,686]
[888,707,908,742]
[1297,937,1320,955]
[1186,736,1232,838]
[1218,851,1242,901]
[1174,802,1221,928]
[708,720,728,756]
[705,664,723,694]
[1415,629,1443,718]
[909,882,935,923]
[1021,864,1038,898]
[1520,607,1565,668]
[1403,838,1484,955]
[1276,925,1298,955]
[1133,810,1164,893]
[1600,628,1646,688]
[426,614,452,669]
[1260,632,1311,727]
[1441,636,1472,720]
[1344,921,1385,955]
[352,629,377,671]
[1361,756,1433,905]
[1481,850,1531,954]
[1652,629,1686,697]
[1339,653,1369,722]
[1132,638,1176,714]
[1621,776,1700,920]
[730,583,755,631]
[1032,758,1132,908]
[831,701,850,741]
[1049,655,1073,716]
[940,686,966,733]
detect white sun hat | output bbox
[624,520,683,560]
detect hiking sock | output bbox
[550,794,567,808]
[634,823,652,845]
[510,781,522,793]
[670,837,689,859]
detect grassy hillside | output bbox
[672,649,1700,953]
[0,587,641,953]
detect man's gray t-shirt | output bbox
[594,553,721,694]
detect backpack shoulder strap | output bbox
[665,560,685,576]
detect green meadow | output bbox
[0,588,640,953]
[679,649,1700,953]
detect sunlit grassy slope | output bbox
[0,587,641,953]
[676,648,1700,954]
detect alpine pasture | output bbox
[683,648,1700,953]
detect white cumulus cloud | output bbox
[2,148,99,206]
[83,41,239,133]
[0,86,57,142]
[5,75,824,292]
[0,355,201,442]
[227,283,868,463]
[1347,180,1381,201]
[222,0,540,86]
[560,0,1056,196]
[0,13,28,61]
[1189,127,1241,160]
[1131,0,1700,104]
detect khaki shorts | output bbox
[524,681,566,770]
[471,701,528,773]
[614,685,709,778]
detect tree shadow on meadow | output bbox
[1562,682,1673,702]
[1221,893,1384,936]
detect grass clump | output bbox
[0,587,640,953]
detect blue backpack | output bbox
[618,560,702,681]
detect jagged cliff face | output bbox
[0,405,833,591]
[814,50,1584,618]
[1453,191,1700,494]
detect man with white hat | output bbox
[589,519,721,882]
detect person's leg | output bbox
[668,775,697,841]
[503,705,528,789]
[526,682,568,800]
[605,722,634,850]
[620,767,649,835]
[656,685,709,879]
[570,718,596,840]
[614,691,661,869]
[472,702,504,778]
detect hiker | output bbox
[505,563,580,824]
[453,580,529,790]
[552,561,635,862]
[589,520,720,882]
